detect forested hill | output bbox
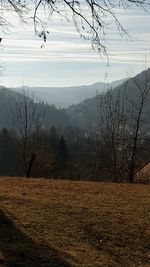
[0,87,71,130]
[0,87,23,129]
[0,78,125,131]
[1,69,150,132]
[67,68,150,131]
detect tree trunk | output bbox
[26,153,36,178]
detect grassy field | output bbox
[0,177,150,267]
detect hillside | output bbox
[0,87,24,129]
[1,69,150,133]
[0,79,125,131]
[0,177,150,267]
[0,87,71,130]
[68,68,150,131]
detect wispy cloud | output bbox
[1,5,150,87]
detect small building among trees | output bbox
[135,161,150,183]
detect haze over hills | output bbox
[10,78,126,108]
[0,69,150,132]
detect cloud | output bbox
[1,4,150,87]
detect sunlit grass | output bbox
[0,177,150,266]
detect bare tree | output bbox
[96,69,150,183]
[96,89,130,182]
[10,90,45,178]
[125,70,150,182]
[0,1,149,54]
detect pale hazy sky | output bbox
[0,4,150,87]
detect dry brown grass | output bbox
[0,177,150,267]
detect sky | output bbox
[0,3,150,88]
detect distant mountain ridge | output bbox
[10,78,126,108]
[1,70,150,133]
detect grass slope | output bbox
[0,178,150,267]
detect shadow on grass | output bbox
[0,209,71,267]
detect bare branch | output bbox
[0,0,149,54]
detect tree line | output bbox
[0,125,94,180]
[0,123,150,182]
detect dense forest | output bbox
[0,69,150,182]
